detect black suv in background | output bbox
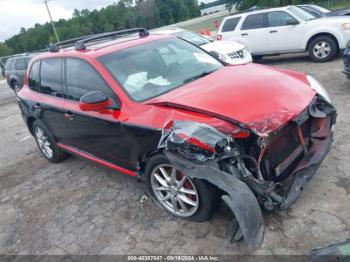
[4,55,34,92]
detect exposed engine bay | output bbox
[159,95,337,250]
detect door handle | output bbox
[241,33,248,36]
[33,103,41,110]
[64,111,75,121]
[269,30,278,33]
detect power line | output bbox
[44,0,60,43]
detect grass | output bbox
[320,0,350,10]
[181,14,227,33]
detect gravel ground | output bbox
[0,55,349,255]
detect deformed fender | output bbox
[164,151,264,251]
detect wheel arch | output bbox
[306,32,340,52]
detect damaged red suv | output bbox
[17,28,336,250]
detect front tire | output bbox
[32,120,68,163]
[11,81,20,93]
[145,154,217,222]
[308,36,338,62]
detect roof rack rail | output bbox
[48,34,101,53]
[75,28,149,51]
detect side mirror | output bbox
[79,91,112,112]
[286,19,299,26]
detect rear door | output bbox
[219,16,242,41]
[238,13,268,54]
[29,58,68,141]
[265,11,303,52]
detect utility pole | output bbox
[44,0,60,43]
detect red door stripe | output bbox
[57,143,138,177]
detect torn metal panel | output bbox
[160,121,231,161]
[164,151,264,251]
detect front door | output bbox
[62,58,141,171]
[266,11,303,52]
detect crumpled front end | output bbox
[159,95,337,251]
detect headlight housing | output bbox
[306,75,331,104]
[342,23,350,30]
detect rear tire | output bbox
[308,36,338,62]
[32,120,68,163]
[145,153,217,222]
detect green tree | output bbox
[5,0,203,54]
[0,43,13,57]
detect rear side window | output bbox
[241,13,266,30]
[65,58,110,101]
[15,58,27,70]
[40,59,64,98]
[29,61,40,92]
[221,17,241,32]
[5,59,15,70]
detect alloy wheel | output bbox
[313,41,331,59]
[150,164,199,217]
[34,126,53,159]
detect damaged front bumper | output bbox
[160,95,337,251]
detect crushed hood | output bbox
[147,63,316,136]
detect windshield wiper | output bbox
[182,70,216,84]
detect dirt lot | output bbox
[0,54,349,255]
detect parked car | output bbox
[17,29,336,250]
[217,6,350,62]
[343,41,350,79]
[298,4,350,18]
[154,28,252,65]
[4,55,34,92]
[1,63,5,79]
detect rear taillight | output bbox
[216,35,222,41]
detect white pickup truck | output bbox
[217,6,350,62]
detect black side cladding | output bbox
[164,151,264,250]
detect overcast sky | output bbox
[0,0,215,42]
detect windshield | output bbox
[288,6,316,21]
[98,38,222,101]
[174,31,211,46]
[311,5,330,13]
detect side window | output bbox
[267,11,298,27]
[241,14,266,30]
[5,59,15,70]
[15,58,27,70]
[65,58,110,101]
[221,17,241,33]
[40,59,64,98]
[29,61,40,92]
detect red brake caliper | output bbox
[178,172,196,201]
